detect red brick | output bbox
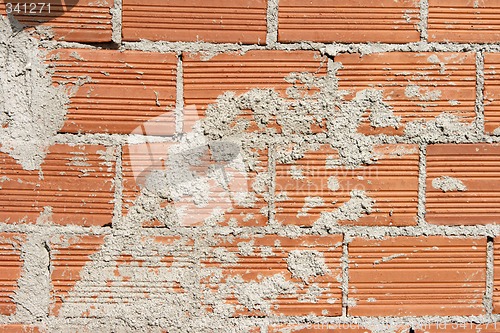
[336,52,476,135]
[201,235,343,316]
[275,144,419,226]
[414,323,500,332]
[278,0,420,43]
[47,49,177,135]
[49,235,104,316]
[0,145,115,226]
[0,325,41,333]
[484,53,500,134]
[122,0,267,44]
[122,142,269,227]
[0,0,113,42]
[183,50,327,129]
[50,235,192,316]
[428,0,500,43]
[0,233,24,316]
[268,324,409,333]
[426,144,500,225]
[493,236,500,313]
[349,236,486,316]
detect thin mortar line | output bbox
[266,0,279,48]
[419,0,429,42]
[417,143,427,226]
[341,238,349,317]
[485,236,494,317]
[176,53,184,134]
[476,51,485,134]
[111,0,123,44]
[111,144,124,229]
[267,143,277,226]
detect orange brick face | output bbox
[348,236,486,316]
[428,0,500,43]
[122,142,269,227]
[484,53,500,134]
[275,144,419,226]
[426,144,500,225]
[278,0,420,43]
[0,234,24,316]
[0,145,115,226]
[122,0,267,43]
[336,52,477,135]
[201,235,343,317]
[183,50,327,128]
[47,49,177,135]
[0,0,113,42]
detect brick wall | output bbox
[1,0,500,332]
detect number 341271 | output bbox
[6,3,51,14]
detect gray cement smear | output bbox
[432,176,468,192]
[0,16,72,171]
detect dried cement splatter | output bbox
[432,176,467,192]
[286,250,329,283]
[0,16,71,170]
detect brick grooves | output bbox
[2,0,500,331]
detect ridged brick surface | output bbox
[122,0,267,43]
[275,144,419,226]
[0,145,115,226]
[426,144,500,225]
[484,53,500,134]
[202,235,343,316]
[278,0,420,43]
[335,52,477,135]
[0,0,113,42]
[121,143,269,227]
[0,233,24,316]
[183,50,327,128]
[349,236,486,316]
[428,0,500,43]
[47,49,177,135]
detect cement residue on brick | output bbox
[286,250,329,283]
[0,16,71,171]
[432,176,468,192]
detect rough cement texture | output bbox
[2,1,500,332]
[0,16,70,170]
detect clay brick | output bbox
[50,235,192,317]
[0,233,24,316]
[183,50,327,129]
[278,0,420,43]
[122,143,269,227]
[201,235,343,316]
[484,53,500,134]
[493,236,500,313]
[268,324,409,333]
[349,236,487,316]
[428,0,500,43]
[336,52,476,135]
[122,0,267,44]
[426,144,500,225]
[275,144,419,226]
[0,325,41,333]
[47,49,177,135]
[414,323,500,332]
[0,144,115,226]
[0,0,113,42]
